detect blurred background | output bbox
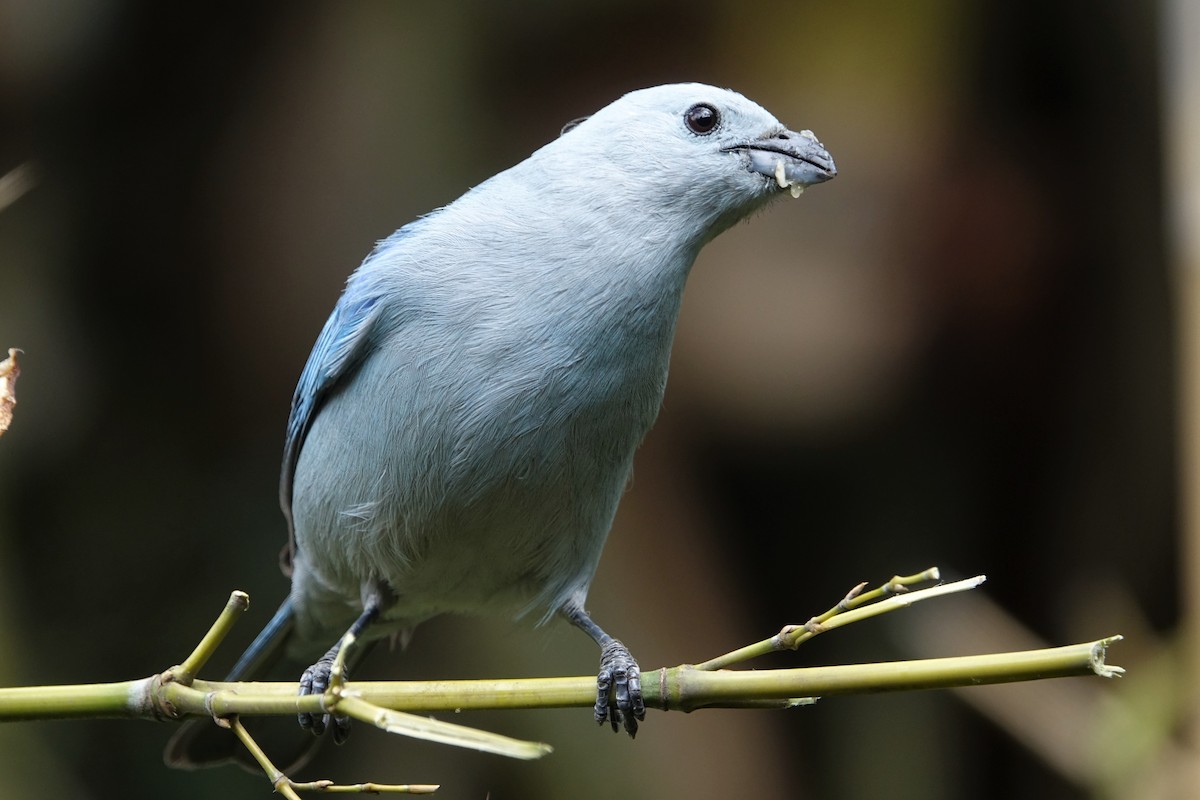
[0,1,1193,798]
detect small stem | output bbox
[288,780,440,794]
[783,575,987,645]
[335,694,553,759]
[228,715,303,800]
[823,567,943,617]
[695,567,946,670]
[329,629,357,695]
[230,712,440,794]
[169,591,250,685]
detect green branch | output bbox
[177,636,1120,715]
[0,637,1121,722]
[0,570,1126,795]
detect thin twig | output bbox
[230,714,438,794]
[287,780,440,794]
[228,715,303,800]
[333,694,552,759]
[168,591,250,685]
[694,567,949,670]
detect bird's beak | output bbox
[725,129,837,196]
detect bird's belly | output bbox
[295,441,635,628]
[289,348,657,629]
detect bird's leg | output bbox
[298,593,384,743]
[563,603,645,737]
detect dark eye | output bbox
[684,103,720,135]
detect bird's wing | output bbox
[279,285,383,572]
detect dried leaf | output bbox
[0,348,21,438]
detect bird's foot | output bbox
[295,599,383,745]
[297,651,353,744]
[595,639,645,737]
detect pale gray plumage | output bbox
[165,82,835,770]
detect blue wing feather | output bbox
[280,292,381,555]
[278,227,420,566]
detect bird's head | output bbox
[545,83,836,239]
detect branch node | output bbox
[837,582,869,610]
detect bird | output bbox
[165,82,835,771]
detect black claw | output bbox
[596,640,643,737]
[594,664,613,726]
[331,714,352,745]
[297,653,339,738]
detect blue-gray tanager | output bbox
[166,82,834,769]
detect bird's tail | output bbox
[227,595,296,681]
[163,597,302,771]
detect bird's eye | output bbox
[684,103,720,135]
